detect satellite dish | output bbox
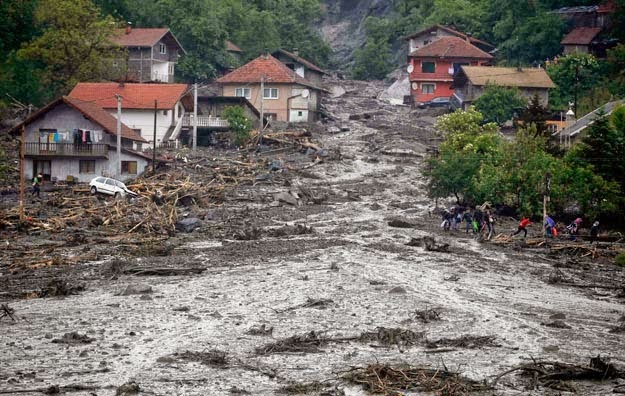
[407,64,414,73]
[301,89,310,98]
[411,82,418,91]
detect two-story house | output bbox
[69,83,191,148]
[10,97,149,182]
[111,24,185,83]
[450,66,556,110]
[216,54,324,123]
[407,36,493,105]
[271,49,328,85]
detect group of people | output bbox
[440,204,496,240]
[512,214,600,243]
[440,205,601,244]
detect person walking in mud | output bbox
[473,205,483,237]
[544,214,556,238]
[589,221,600,244]
[463,209,473,234]
[32,173,42,198]
[566,218,582,241]
[511,216,532,238]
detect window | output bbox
[159,43,166,54]
[421,61,435,73]
[421,83,435,94]
[298,111,303,116]
[235,87,251,99]
[423,40,431,45]
[122,161,138,174]
[168,63,174,74]
[265,113,277,121]
[162,110,168,116]
[79,160,95,174]
[263,88,279,99]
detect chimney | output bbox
[292,48,299,56]
[125,21,132,35]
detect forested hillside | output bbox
[0,0,624,114]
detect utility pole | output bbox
[19,125,25,223]
[193,82,198,152]
[543,171,551,235]
[115,94,122,177]
[259,74,265,145]
[153,100,157,174]
[574,63,580,117]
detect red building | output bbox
[408,36,492,105]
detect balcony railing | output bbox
[182,115,229,128]
[24,142,109,158]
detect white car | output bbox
[89,177,137,198]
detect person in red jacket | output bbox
[511,217,532,238]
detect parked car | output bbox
[417,96,451,109]
[89,177,137,198]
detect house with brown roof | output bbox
[9,97,149,182]
[450,66,556,110]
[69,83,191,148]
[271,49,328,85]
[226,40,243,64]
[216,54,324,123]
[405,24,495,55]
[407,36,492,105]
[111,24,185,83]
[561,27,603,54]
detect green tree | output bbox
[474,83,526,125]
[546,53,601,112]
[17,0,125,100]
[436,107,500,153]
[222,106,252,147]
[352,39,393,80]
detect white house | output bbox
[69,82,191,148]
[10,96,150,183]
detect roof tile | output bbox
[216,55,321,89]
[561,27,602,45]
[111,28,170,47]
[69,83,189,110]
[409,36,493,59]
[459,66,555,89]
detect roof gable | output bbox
[272,49,327,75]
[69,83,189,110]
[226,40,242,52]
[458,66,556,89]
[561,27,602,45]
[111,28,186,54]
[409,36,493,59]
[9,97,146,142]
[216,54,322,90]
[405,24,494,51]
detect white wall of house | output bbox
[151,61,171,82]
[108,108,173,147]
[25,150,148,183]
[294,64,305,78]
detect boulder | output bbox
[120,283,153,296]
[175,217,201,233]
[275,192,298,206]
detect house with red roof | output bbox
[271,49,328,85]
[216,54,324,123]
[111,24,185,83]
[405,24,495,55]
[9,97,150,182]
[407,36,493,105]
[69,83,191,148]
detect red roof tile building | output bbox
[407,36,492,105]
[70,83,191,146]
[110,25,185,83]
[216,54,324,122]
[271,49,328,85]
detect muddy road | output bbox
[1,80,625,395]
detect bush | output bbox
[616,252,625,267]
[222,105,252,147]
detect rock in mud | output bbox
[119,283,153,296]
[115,381,140,395]
[275,192,299,206]
[388,219,414,228]
[389,286,407,294]
[406,236,450,253]
[51,332,95,344]
[543,320,572,329]
[175,217,201,233]
[327,126,341,134]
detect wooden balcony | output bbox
[24,143,109,158]
[182,115,229,129]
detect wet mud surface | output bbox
[1,80,625,395]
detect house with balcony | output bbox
[450,66,556,110]
[69,83,191,148]
[271,49,328,85]
[407,36,493,105]
[9,96,149,183]
[111,25,185,83]
[216,54,325,123]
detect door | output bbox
[33,160,51,181]
[104,178,117,194]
